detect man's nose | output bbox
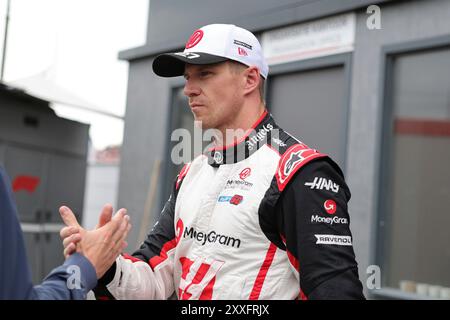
[183,79,200,97]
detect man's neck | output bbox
[213,102,266,148]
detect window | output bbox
[380,46,450,299]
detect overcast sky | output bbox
[0,0,148,149]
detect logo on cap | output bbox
[238,47,248,56]
[185,30,204,49]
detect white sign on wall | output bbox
[262,13,356,66]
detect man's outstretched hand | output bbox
[59,205,131,278]
[60,204,116,258]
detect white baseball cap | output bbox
[152,24,269,79]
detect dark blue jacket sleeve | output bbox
[0,166,97,300]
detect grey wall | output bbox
[82,164,120,230]
[0,87,90,282]
[117,58,173,250]
[347,0,450,289]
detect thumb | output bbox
[59,206,81,228]
[96,203,113,229]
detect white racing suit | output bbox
[94,111,364,300]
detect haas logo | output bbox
[178,257,224,300]
[185,30,204,49]
[239,168,251,180]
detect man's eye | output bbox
[200,71,212,77]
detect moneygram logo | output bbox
[324,200,337,214]
[311,215,348,225]
[184,226,241,248]
[225,179,253,190]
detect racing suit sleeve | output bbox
[93,168,185,300]
[0,166,97,300]
[277,159,365,299]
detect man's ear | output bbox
[243,67,260,96]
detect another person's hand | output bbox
[59,204,117,259]
[59,205,131,278]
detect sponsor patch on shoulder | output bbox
[276,144,326,191]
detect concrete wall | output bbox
[82,164,120,230]
[117,58,173,249]
[347,0,450,287]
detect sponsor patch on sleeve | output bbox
[314,234,352,246]
[304,177,340,193]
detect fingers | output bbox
[60,225,81,259]
[111,214,130,244]
[64,242,77,259]
[96,203,113,229]
[63,233,82,250]
[105,208,127,234]
[60,226,79,240]
[112,221,132,254]
[59,206,81,228]
[111,224,131,259]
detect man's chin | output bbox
[194,120,212,130]
[192,115,211,129]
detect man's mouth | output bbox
[190,103,205,110]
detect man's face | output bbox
[183,61,244,130]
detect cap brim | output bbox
[152,52,228,77]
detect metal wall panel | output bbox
[0,103,89,157]
[3,145,47,222]
[269,65,347,168]
[0,90,89,282]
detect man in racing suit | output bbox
[63,24,364,300]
